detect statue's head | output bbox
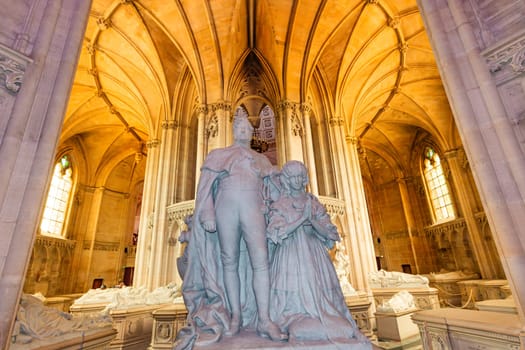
[281,160,309,193]
[233,114,253,143]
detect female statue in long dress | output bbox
[267,160,371,348]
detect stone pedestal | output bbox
[375,309,420,342]
[149,297,372,349]
[191,329,371,350]
[411,308,522,350]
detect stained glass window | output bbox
[40,155,73,237]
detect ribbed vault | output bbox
[62,0,458,186]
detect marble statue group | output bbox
[174,114,371,349]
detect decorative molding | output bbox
[329,116,344,126]
[35,235,76,250]
[206,114,219,138]
[161,120,178,129]
[210,101,231,113]
[167,200,195,225]
[0,43,32,94]
[83,240,121,251]
[483,30,525,83]
[147,139,160,148]
[278,100,303,136]
[195,104,207,115]
[300,102,312,115]
[318,196,345,218]
[290,107,303,136]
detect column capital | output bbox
[300,102,313,115]
[277,99,299,112]
[161,120,178,129]
[329,116,344,126]
[195,104,208,115]
[146,139,160,148]
[210,101,232,113]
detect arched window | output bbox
[423,147,456,222]
[40,155,73,237]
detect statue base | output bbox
[193,329,371,350]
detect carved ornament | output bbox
[0,43,31,94]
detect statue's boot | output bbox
[257,319,288,341]
[224,314,241,337]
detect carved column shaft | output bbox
[445,149,498,278]
[344,136,378,291]
[327,118,376,291]
[396,177,421,273]
[80,187,105,290]
[206,102,231,152]
[194,105,207,194]
[301,103,319,195]
[278,100,305,162]
[134,139,161,288]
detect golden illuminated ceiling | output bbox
[63,0,459,183]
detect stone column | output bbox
[133,138,160,288]
[396,177,421,274]
[278,100,305,162]
[81,186,106,291]
[0,0,92,347]
[301,103,319,195]
[151,121,179,287]
[417,0,525,321]
[194,104,207,194]
[327,117,376,291]
[206,101,231,152]
[444,148,499,278]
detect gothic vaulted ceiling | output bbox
[62,0,459,184]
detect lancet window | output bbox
[422,147,456,222]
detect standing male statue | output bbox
[175,114,286,349]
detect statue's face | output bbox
[288,174,305,191]
[233,118,253,143]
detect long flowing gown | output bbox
[267,193,371,348]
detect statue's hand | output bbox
[302,197,312,222]
[202,220,216,232]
